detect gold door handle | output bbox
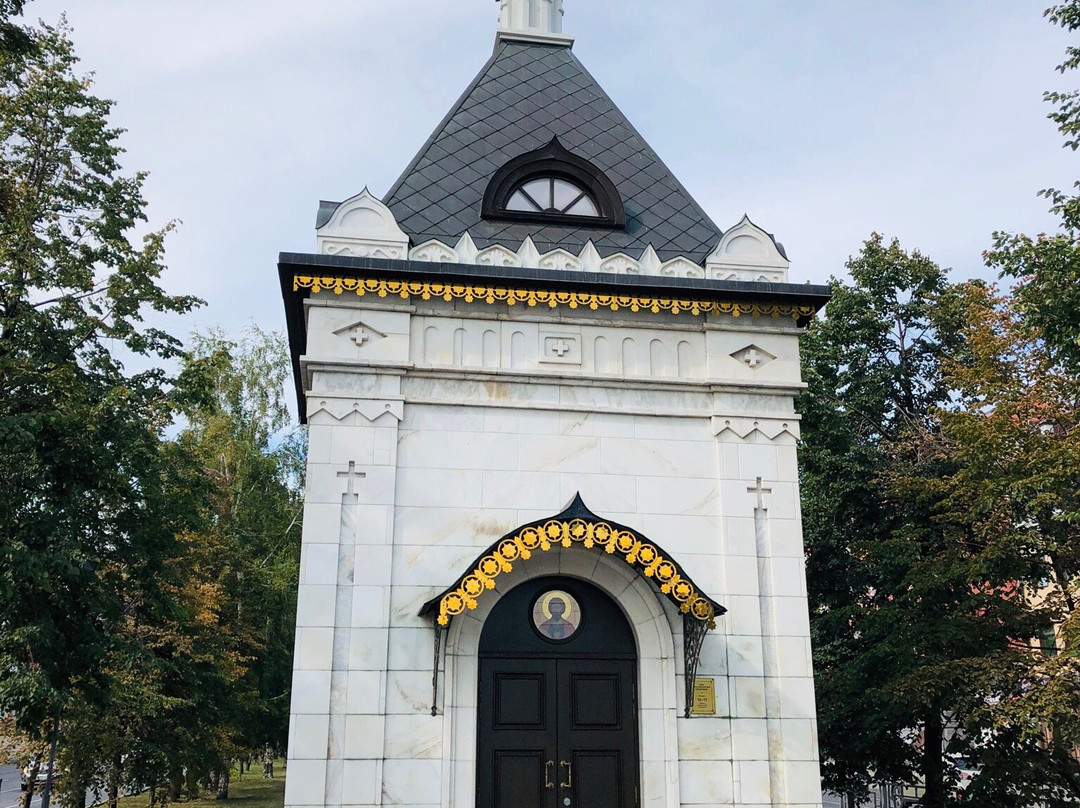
[560,760,572,789]
[544,760,555,790]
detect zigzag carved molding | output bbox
[409,233,787,283]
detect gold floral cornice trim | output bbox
[293,275,816,320]
[436,518,718,628]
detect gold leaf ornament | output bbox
[294,275,815,321]
[435,519,717,630]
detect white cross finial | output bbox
[336,462,367,497]
[748,477,773,511]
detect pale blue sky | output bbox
[27,0,1078,336]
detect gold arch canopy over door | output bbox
[419,494,727,718]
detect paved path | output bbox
[0,764,37,808]
[0,765,99,808]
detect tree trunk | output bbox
[169,761,182,802]
[21,759,41,808]
[216,770,229,801]
[185,765,199,800]
[149,784,157,808]
[921,711,946,808]
[38,711,60,808]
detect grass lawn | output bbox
[103,764,284,808]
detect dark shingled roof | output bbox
[383,39,724,264]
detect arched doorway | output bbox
[477,576,639,808]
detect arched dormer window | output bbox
[482,137,626,229]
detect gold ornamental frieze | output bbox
[436,518,718,629]
[293,274,816,320]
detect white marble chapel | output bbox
[279,2,831,808]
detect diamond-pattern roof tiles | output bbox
[383,41,723,264]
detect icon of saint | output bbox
[539,596,575,640]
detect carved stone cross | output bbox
[744,348,762,368]
[337,462,367,496]
[351,329,371,347]
[550,339,572,357]
[748,477,773,511]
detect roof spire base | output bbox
[495,29,574,48]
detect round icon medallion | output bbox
[531,589,582,642]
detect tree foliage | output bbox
[0,14,202,735]
[806,4,1080,805]
[0,14,303,807]
[799,237,1033,807]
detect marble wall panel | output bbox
[380,759,442,805]
[635,476,719,517]
[383,715,443,759]
[393,505,519,550]
[295,627,335,671]
[779,677,818,720]
[384,670,434,715]
[678,760,735,804]
[736,759,772,804]
[396,467,484,509]
[290,669,332,716]
[346,671,383,715]
[480,469,563,510]
[723,595,763,637]
[676,717,733,760]
[291,714,331,760]
[284,760,327,806]
[343,714,385,759]
[784,761,825,805]
[397,428,519,471]
[732,677,767,719]
[340,760,380,806]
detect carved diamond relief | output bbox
[731,344,776,369]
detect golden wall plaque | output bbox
[690,678,716,716]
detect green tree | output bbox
[45,329,303,808]
[0,1,34,63]
[800,237,1042,808]
[0,15,202,808]
[986,1,1080,371]
[914,281,1080,806]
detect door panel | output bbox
[479,659,558,808]
[570,751,622,808]
[558,659,637,808]
[478,576,638,808]
[568,674,622,729]
[479,657,638,808]
[494,673,549,729]
[494,751,547,808]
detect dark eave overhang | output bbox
[279,251,831,421]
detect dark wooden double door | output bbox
[477,578,639,808]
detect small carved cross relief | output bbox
[730,344,776,370]
[748,477,773,511]
[550,339,572,357]
[334,320,387,349]
[337,461,367,496]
